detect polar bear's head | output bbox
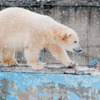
[63,31,82,53]
[53,26,82,53]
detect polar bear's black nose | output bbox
[79,49,82,52]
[73,49,82,53]
[77,49,82,53]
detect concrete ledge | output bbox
[0,64,100,75]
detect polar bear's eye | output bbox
[74,41,77,43]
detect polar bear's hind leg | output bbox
[1,48,18,66]
[24,44,46,70]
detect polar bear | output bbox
[0,7,82,69]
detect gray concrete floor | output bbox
[0,63,100,75]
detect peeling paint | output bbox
[10,80,16,90]
[0,72,100,100]
[15,81,100,100]
[0,78,10,100]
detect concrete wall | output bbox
[0,0,100,66]
[49,5,100,66]
[0,72,100,100]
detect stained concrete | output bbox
[0,64,100,75]
[0,73,100,100]
[0,78,10,100]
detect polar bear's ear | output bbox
[62,34,67,40]
[62,33,71,40]
[67,32,71,37]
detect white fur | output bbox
[0,7,80,69]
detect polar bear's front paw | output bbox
[68,61,78,68]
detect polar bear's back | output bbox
[0,7,56,33]
[0,7,57,50]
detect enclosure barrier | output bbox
[0,65,100,100]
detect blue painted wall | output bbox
[0,72,100,100]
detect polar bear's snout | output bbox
[73,48,82,53]
[73,42,82,53]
